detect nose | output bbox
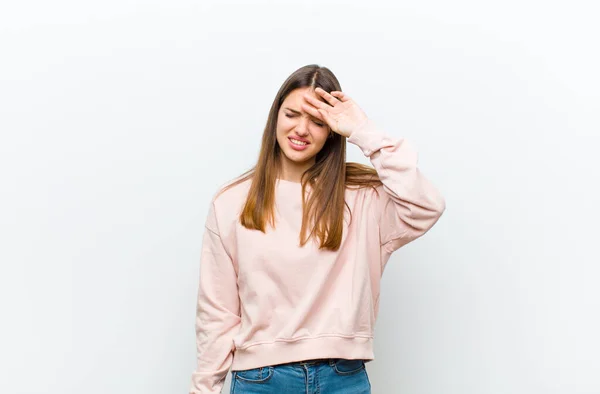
[295,116,310,136]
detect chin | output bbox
[283,149,314,163]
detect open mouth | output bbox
[289,137,309,146]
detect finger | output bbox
[314,87,341,107]
[301,103,325,121]
[303,93,330,111]
[331,91,351,102]
[317,108,335,128]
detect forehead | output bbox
[281,87,324,110]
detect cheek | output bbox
[313,129,329,146]
[288,119,302,130]
[276,121,292,138]
[275,119,287,135]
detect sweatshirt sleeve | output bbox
[347,118,446,257]
[189,200,241,394]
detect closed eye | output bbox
[284,113,324,127]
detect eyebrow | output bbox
[283,107,302,114]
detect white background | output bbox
[1,1,599,393]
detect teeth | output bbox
[290,138,307,146]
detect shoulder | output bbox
[345,181,386,198]
[211,176,252,211]
[206,176,252,233]
[344,182,386,211]
[344,183,391,226]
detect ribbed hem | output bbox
[230,334,374,371]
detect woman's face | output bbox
[276,87,330,168]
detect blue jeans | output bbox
[230,358,371,393]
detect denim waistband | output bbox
[277,358,336,366]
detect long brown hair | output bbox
[219,64,382,251]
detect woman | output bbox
[189,64,446,394]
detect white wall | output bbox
[1,1,599,393]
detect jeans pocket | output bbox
[331,358,365,375]
[234,366,274,383]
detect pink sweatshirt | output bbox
[189,119,446,393]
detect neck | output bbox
[278,157,315,183]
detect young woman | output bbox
[189,64,446,394]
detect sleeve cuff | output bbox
[346,118,395,157]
